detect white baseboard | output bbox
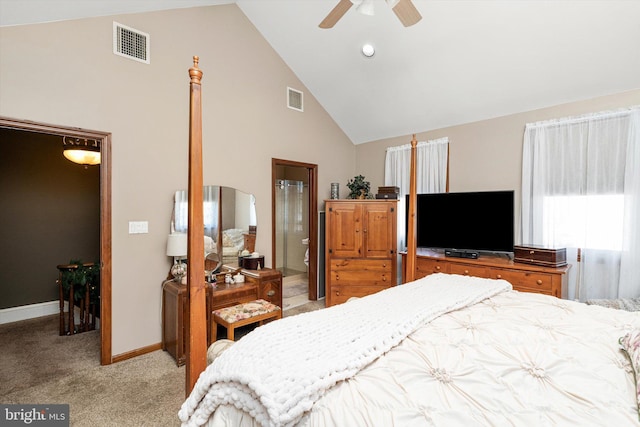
[0,300,63,325]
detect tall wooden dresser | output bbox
[325,199,397,306]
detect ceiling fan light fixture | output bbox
[321,0,421,28]
[362,43,375,58]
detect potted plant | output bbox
[58,260,100,333]
[346,175,373,199]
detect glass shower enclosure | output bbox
[275,179,309,277]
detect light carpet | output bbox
[1,302,327,426]
[1,315,184,426]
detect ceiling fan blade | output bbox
[391,0,422,27]
[319,0,353,29]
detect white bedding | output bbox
[181,274,640,427]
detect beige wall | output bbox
[356,89,640,241]
[0,5,355,356]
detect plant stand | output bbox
[56,263,99,335]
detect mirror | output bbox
[171,186,257,272]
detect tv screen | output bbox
[406,190,514,254]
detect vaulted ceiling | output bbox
[2,0,639,144]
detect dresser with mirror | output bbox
[162,186,282,365]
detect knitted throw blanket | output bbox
[179,274,511,427]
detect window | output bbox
[542,194,624,251]
[522,106,640,300]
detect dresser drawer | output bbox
[449,263,488,277]
[329,268,392,286]
[259,279,281,306]
[489,268,553,293]
[415,257,450,278]
[329,258,393,272]
[329,284,389,305]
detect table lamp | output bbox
[166,233,188,282]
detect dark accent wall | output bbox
[0,129,100,309]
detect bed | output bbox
[180,60,640,426]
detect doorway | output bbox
[0,117,112,365]
[272,159,318,309]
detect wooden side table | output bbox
[162,280,187,366]
[162,280,219,366]
[57,263,98,336]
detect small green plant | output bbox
[346,175,373,199]
[59,259,100,304]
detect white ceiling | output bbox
[2,0,639,144]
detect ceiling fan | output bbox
[319,0,422,29]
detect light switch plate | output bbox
[128,221,149,234]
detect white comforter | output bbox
[181,274,640,427]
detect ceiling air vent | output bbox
[113,22,150,64]
[287,87,303,112]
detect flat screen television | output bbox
[406,190,515,255]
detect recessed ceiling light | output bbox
[362,43,375,58]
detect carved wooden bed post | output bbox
[405,135,418,283]
[186,56,207,395]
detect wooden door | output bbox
[326,201,362,258]
[363,202,395,258]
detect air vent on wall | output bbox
[113,22,150,64]
[287,87,303,112]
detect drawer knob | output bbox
[267,290,275,297]
[336,291,340,296]
[382,263,386,268]
[529,250,535,255]
[464,270,469,275]
[336,275,339,280]
[435,266,441,271]
[496,274,502,279]
[382,275,386,281]
[536,279,543,285]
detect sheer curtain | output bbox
[172,187,220,237]
[385,137,449,250]
[521,107,640,300]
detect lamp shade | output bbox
[63,149,101,165]
[166,233,188,258]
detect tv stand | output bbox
[402,249,569,298]
[444,249,478,259]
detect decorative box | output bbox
[514,245,567,267]
[376,186,399,199]
[375,193,399,199]
[239,256,265,270]
[378,186,400,194]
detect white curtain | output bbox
[172,187,219,235]
[522,107,640,301]
[385,137,449,250]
